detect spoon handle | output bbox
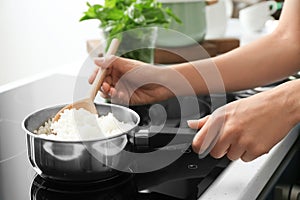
[90,38,120,99]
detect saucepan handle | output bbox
[133,126,197,150]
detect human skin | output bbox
[89,0,300,161]
[188,79,300,161]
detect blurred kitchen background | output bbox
[0,0,101,86]
[231,0,283,18]
[0,0,283,86]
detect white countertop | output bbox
[1,18,295,200]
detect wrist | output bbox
[271,79,300,127]
[170,62,210,95]
[157,66,187,97]
[286,80,300,126]
[156,67,176,99]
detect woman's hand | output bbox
[188,80,300,162]
[89,56,174,105]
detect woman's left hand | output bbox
[188,81,299,162]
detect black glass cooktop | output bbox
[0,74,231,200]
[0,145,229,200]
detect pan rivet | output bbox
[188,164,198,169]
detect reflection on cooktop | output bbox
[0,120,27,163]
[31,173,137,200]
[30,146,230,200]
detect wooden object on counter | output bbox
[86,38,240,64]
[205,0,218,5]
[206,38,240,54]
[155,38,240,64]
[154,41,217,64]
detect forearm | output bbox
[212,31,300,92]
[214,0,300,92]
[170,32,299,95]
[285,80,300,126]
[168,0,300,95]
[266,79,300,127]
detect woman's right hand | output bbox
[89,56,174,105]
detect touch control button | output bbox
[187,164,198,169]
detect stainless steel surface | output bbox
[23,103,140,182]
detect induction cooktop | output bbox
[0,74,231,200]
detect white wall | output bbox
[0,0,103,86]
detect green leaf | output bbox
[103,7,124,20]
[126,4,146,24]
[80,0,182,49]
[79,4,103,21]
[105,0,117,8]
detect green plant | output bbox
[80,0,181,62]
[80,0,180,37]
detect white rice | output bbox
[34,108,134,141]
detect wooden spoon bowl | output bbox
[53,38,120,121]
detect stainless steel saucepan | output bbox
[22,102,205,183]
[23,103,140,182]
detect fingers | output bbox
[225,144,245,161]
[90,57,114,84]
[241,152,257,162]
[89,57,115,90]
[187,115,209,129]
[191,107,253,161]
[99,83,117,98]
[94,57,112,70]
[192,109,227,154]
[89,56,137,105]
[101,82,111,94]
[94,57,104,67]
[191,119,211,155]
[191,113,263,162]
[88,67,99,84]
[99,86,128,105]
[89,66,114,96]
[209,134,231,159]
[188,116,214,156]
[192,119,236,160]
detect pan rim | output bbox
[22,102,140,143]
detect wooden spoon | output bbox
[53,38,120,122]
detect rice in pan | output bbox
[34,108,133,141]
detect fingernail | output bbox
[187,119,200,127]
[187,119,198,123]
